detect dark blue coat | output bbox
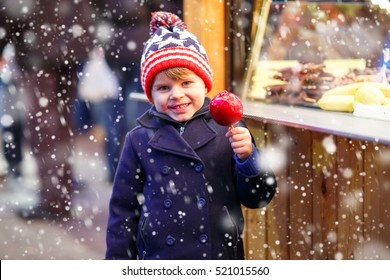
[105,98,276,260]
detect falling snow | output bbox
[0,0,390,261]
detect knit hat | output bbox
[140,11,213,103]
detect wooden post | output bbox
[311,133,338,259]
[183,0,226,97]
[361,143,390,259]
[336,138,364,259]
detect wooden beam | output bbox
[183,0,226,97]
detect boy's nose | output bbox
[170,87,184,100]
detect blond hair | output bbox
[162,67,195,81]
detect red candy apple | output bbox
[210,90,243,126]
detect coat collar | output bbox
[136,98,216,160]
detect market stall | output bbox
[240,0,390,260]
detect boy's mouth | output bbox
[169,103,190,110]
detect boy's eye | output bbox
[158,85,169,91]
[182,80,191,86]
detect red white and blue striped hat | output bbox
[140,11,213,103]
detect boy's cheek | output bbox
[154,101,169,113]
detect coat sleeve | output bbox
[235,148,277,209]
[233,122,277,209]
[105,132,144,259]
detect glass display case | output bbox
[242,0,390,107]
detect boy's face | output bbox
[151,71,207,122]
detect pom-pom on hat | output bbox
[141,11,213,103]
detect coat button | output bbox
[163,199,173,209]
[197,198,206,209]
[194,163,203,173]
[165,235,176,246]
[161,165,171,175]
[198,234,208,244]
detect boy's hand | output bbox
[225,126,253,160]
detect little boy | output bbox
[105,11,276,260]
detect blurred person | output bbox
[0,42,25,181]
[0,0,97,221]
[75,45,121,183]
[376,33,390,80]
